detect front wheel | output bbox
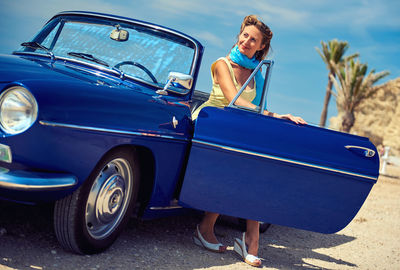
[54,148,140,254]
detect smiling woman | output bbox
[190,15,306,268]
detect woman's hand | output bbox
[263,111,307,125]
[280,114,307,125]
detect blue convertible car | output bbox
[0,11,379,254]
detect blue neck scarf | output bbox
[229,45,264,106]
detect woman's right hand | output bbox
[279,114,307,125]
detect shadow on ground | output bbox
[0,201,356,270]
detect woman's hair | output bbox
[238,15,273,61]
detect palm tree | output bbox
[330,59,390,132]
[316,39,358,127]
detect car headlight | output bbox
[0,86,38,134]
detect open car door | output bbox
[179,61,379,234]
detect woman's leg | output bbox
[198,212,221,244]
[245,220,260,256]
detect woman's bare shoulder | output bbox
[214,58,230,74]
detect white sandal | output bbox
[193,225,226,253]
[234,232,262,267]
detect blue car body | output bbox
[0,53,192,208]
[0,11,379,253]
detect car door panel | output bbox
[179,106,379,234]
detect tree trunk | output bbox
[340,111,355,133]
[319,73,334,127]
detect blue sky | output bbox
[0,0,399,125]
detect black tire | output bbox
[238,218,271,233]
[259,222,271,233]
[54,148,140,254]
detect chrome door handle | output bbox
[345,145,375,157]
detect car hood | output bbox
[0,53,127,88]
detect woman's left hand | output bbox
[281,114,307,125]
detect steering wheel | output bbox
[114,61,158,84]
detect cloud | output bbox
[347,0,400,29]
[3,0,123,19]
[148,0,243,19]
[148,0,208,16]
[251,2,310,28]
[226,0,400,33]
[193,31,224,48]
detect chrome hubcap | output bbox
[85,158,132,239]
[97,175,125,223]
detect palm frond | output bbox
[316,39,351,70]
[331,58,390,114]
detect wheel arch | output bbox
[53,143,157,254]
[98,144,156,218]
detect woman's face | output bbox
[237,25,265,59]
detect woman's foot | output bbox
[198,223,220,244]
[234,232,262,267]
[193,224,227,253]
[245,231,259,258]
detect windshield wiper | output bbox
[21,41,55,62]
[67,52,109,67]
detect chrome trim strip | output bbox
[0,169,77,191]
[149,206,183,210]
[39,120,188,141]
[149,199,183,210]
[193,139,378,181]
[0,181,76,190]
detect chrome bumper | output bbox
[0,168,78,191]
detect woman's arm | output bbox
[214,60,257,109]
[214,60,307,125]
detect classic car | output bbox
[0,11,379,254]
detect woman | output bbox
[192,15,306,267]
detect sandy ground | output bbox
[0,165,399,270]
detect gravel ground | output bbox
[0,165,399,270]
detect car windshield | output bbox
[16,15,196,88]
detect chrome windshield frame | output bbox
[228,60,274,114]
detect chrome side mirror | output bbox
[157,72,193,95]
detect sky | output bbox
[0,0,399,125]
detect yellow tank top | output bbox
[192,57,256,120]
